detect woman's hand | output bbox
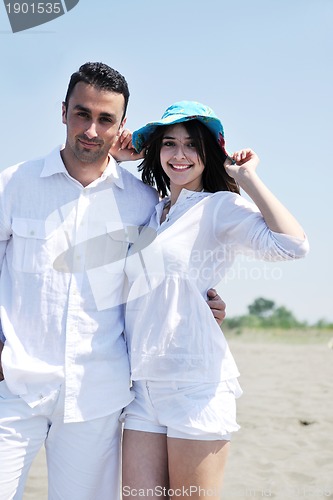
[224,149,260,180]
[225,149,305,238]
[109,129,144,162]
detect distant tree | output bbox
[248,297,275,317]
[223,297,306,330]
[267,306,300,328]
[224,314,262,329]
[314,319,333,329]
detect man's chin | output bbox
[75,148,105,164]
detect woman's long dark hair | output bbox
[138,120,240,198]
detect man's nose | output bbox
[85,122,98,139]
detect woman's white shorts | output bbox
[121,378,242,441]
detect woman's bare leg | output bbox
[122,430,169,499]
[167,438,230,499]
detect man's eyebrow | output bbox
[73,104,90,113]
[73,105,116,119]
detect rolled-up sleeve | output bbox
[214,192,309,261]
[269,231,309,259]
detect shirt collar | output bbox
[158,188,207,208]
[40,145,124,189]
[177,188,202,202]
[102,156,124,189]
[40,145,67,177]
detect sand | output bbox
[223,336,333,499]
[23,333,333,499]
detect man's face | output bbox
[62,82,126,165]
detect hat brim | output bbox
[132,114,224,153]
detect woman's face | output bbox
[160,123,205,193]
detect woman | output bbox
[120,101,309,499]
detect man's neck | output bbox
[60,148,109,187]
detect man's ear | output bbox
[62,102,67,125]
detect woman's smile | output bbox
[169,163,193,171]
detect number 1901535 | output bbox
[5,3,62,14]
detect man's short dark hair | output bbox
[64,62,130,120]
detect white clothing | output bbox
[0,380,122,500]
[0,145,158,422]
[125,189,309,383]
[122,378,242,440]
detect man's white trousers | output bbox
[0,381,122,500]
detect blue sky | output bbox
[0,0,332,323]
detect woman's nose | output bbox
[173,144,186,159]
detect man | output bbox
[0,62,226,499]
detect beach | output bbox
[23,331,333,499]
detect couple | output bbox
[0,62,308,499]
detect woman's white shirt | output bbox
[124,189,309,383]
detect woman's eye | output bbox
[162,141,174,147]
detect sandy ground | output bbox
[23,336,333,499]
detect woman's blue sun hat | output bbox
[132,101,227,154]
